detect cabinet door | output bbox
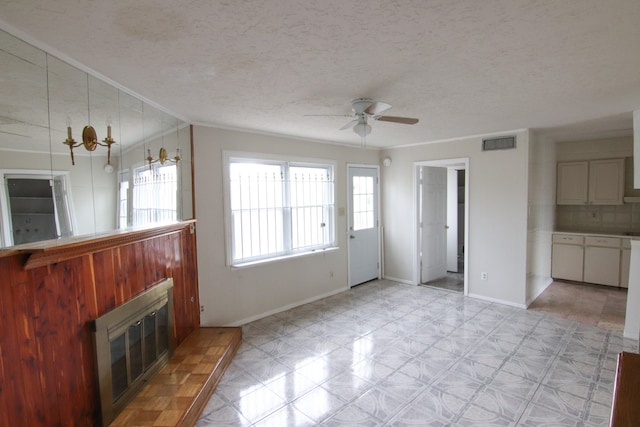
[584,246,620,286]
[557,161,588,205]
[552,243,584,281]
[588,159,624,205]
[620,248,630,289]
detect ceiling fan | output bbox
[309,98,419,137]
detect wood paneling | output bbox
[0,221,200,426]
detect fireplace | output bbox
[92,278,174,426]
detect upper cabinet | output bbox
[557,159,624,205]
[589,159,625,204]
[556,161,589,205]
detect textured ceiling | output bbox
[1,0,640,148]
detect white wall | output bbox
[193,126,379,326]
[380,130,530,307]
[624,241,640,340]
[556,136,633,161]
[526,133,556,304]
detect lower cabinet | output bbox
[584,246,620,287]
[552,233,631,287]
[621,247,631,289]
[551,239,584,282]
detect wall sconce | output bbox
[63,121,116,166]
[146,147,181,168]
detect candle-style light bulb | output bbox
[66,116,72,139]
[106,116,112,138]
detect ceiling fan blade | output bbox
[375,115,419,125]
[304,114,353,117]
[339,119,358,130]
[364,101,391,115]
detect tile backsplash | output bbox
[557,204,640,234]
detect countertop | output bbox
[554,230,640,238]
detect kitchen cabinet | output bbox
[551,234,584,282]
[551,233,634,287]
[583,236,621,287]
[557,161,589,205]
[556,159,624,205]
[621,239,631,289]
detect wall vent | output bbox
[482,136,516,151]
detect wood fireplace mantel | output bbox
[0,220,196,270]
[0,219,201,426]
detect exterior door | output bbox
[420,166,447,283]
[348,166,379,287]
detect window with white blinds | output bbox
[228,157,335,265]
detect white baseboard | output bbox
[223,286,350,327]
[623,326,640,342]
[467,293,527,309]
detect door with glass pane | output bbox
[348,166,379,286]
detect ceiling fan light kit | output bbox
[353,121,372,137]
[344,98,419,138]
[307,98,419,144]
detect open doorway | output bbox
[415,159,469,294]
[0,171,76,246]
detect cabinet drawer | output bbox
[585,236,621,248]
[553,234,584,245]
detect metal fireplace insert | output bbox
[92,278,174,426]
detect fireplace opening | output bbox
[92,278,174,426]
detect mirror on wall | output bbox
[0,28,192,248]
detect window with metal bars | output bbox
[228,157,335,265]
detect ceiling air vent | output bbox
[482,136,516,151]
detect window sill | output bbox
[230,246,339,269]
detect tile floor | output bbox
[422,273,464,293]
[197,280,637,426]
[529,281,627,332]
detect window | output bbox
[352,175,375,231]
[118,163,179,229]
[228,156,335,265]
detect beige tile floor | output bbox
[528,281,627,331]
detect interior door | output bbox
[420,166,447,283]
[348,166,379,287]
[446,168,458,272]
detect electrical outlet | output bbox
[200,305,205,312]
[480,272,488,281]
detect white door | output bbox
[446,169,458,272]
[348,166,379,287]
[420,166,447,283]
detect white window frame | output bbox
[223,151,337,267]
[118,161,181,229]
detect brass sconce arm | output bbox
[146,147,181,169]
[63,125,116,166]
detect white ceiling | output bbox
[1,0,640,148]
